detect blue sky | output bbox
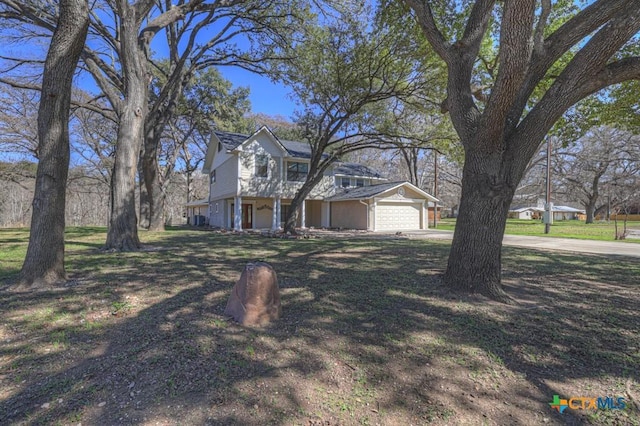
[219,67,297,119]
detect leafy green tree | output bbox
[277,6,432,233]
[401,0,640,301]
[142,64,250,224]
[246,113,305,141]
[146,65,252,216]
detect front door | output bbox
[242,204,252,229]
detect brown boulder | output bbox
[224,262,281,326]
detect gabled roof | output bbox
[509,206,537,213]
[550,205,585,213]
[214,128,306,158]
[214,131,249,151]
[512,205,585,213]
[209,128,386,178]
[326,181,438,202]
[279,139,312,158]
[334,162,385,179]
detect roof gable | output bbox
[327,181,438,202]
[203,126,390,180]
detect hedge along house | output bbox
[201,126,438,231]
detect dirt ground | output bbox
[1,228,639,425]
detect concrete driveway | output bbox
[402,229,640,258]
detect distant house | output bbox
[508,203,585,221]
[508,207,539,220]
[548,205,585,221]
[200,126,439,231]
[185,199,208,225]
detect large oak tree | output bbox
[18,0,89,288]
[1,0,302,249]
[277,9,432,233]
[402,0,640,300]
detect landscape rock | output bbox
[224,262,281,326]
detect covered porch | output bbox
[213,197,329,231]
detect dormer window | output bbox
[356,178,365,187]
[210,170,216,184]
[340,177,350,188]
[255,154,269,178]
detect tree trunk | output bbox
[283,172,328,234]
[283,189,304,234]
[143,125,165,231]
[138,154,150,229]
[585,200,596,224]
[18,0,89,288]
[443,150,517,302]
[106,107,143,250]
[104,4,147,251]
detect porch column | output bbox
[276,197,282,230]
[271,197,279,231]
[423,201,428,229]
[321,202,330,228]
[234,196,242,231]
[300,199,306,229]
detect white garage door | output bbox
[375,202,421,231]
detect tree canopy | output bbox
[400,0,640,300]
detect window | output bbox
[255,154,269,178]
[341,177,351,188]
[217,142,222,152]
[287,161,308,181]
[209,170,216,184]
[356,178,365,187]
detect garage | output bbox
[375,202,422,231]
[326,181,437,232]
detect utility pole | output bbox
[544,137,553,234]
[433,152,438,228]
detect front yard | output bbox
[0,227,638,425]
[436,218,640,242]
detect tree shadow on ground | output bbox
[1,229,638,425]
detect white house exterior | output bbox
[508,204,585,221]
[508,207,539,220]
[185,199,209,225]
[201,126,438,231]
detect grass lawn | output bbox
[437,218,640,242]
[1,227,639,425]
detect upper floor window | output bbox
[217,142,222,152]
[210,170,216,184]
[255,154,269,178]
[287,161,308,182]
[355,178,365,187]
[340,177,351,188]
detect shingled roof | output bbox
[213,130,313,158]
[333,162,384,179]
[326,182,408,201]
[214,130,248,151]
[212,129,385,178]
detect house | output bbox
[508,203,585,221]
[548,205,585,221]
[201,126,439,231]
[508,207,539,220]
[185,199,209,225]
